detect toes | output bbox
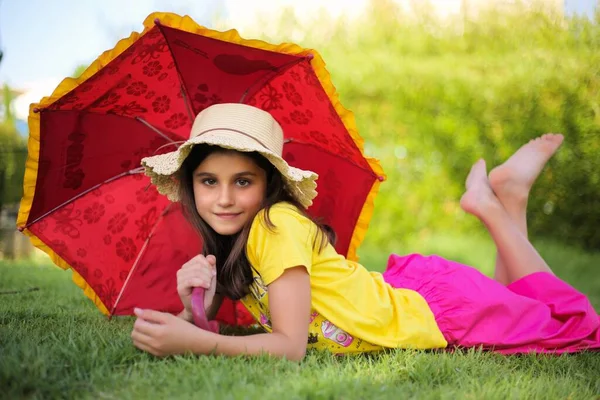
[476,158,487,173]
[475,160,488,181]
[466,159,487,187]
[542,133,564,143]
[473,159,485,173]
[531,133,564,148]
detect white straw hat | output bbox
[141,103,318,208]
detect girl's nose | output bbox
[217,185,234,207]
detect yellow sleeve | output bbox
[247,206,314,285]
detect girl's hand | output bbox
[131,308,208,357]
[176,254,217,317]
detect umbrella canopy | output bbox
[17,12,385,322]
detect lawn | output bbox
[1,234,599,399]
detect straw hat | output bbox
[141,103,318,208]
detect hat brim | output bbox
[141,130,318,209]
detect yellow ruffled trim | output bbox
[17,12,383,310]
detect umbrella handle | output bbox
[190,287,220,333]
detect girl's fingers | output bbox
[177,282,193,296]
[177,268,214,284]
[182,254,215,270]
[132,318,160,339]
[205,254,216,266]
[186,278,211,289]
[131,326,154,343]
[132,338,159,356]
[177,278,212,297]
[177,277,211,293]
[177,255,216,295]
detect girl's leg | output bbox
[460,159,554,284]
[486,134,564,284]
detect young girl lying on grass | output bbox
[131,103,600,360]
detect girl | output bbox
[131,103,600,360]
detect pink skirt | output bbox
[382,254,600,354]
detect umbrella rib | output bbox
[110,203,173,316]
[22,113,178,231]
[43,74,133,112]
[38,109,182,142]
[135,117,176,143]
[154,23,196,122]
[179,84,195,122]
[20,167,145,231]
[82,74,133,111]
[239,56,310,104]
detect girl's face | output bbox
[192,151,267,235]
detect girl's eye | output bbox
[202,178,217,186]
[236,179,250,187]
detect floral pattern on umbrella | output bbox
[17,12,385,323]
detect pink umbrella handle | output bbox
[190,287,219,333]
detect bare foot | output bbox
[489,133,564,207]
[460,159,502,221]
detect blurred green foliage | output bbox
[6,2,599,252]
[0,123,26,212]
[260,0,600,251]
[0,83,27,214]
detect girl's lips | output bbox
[215,212,242,220]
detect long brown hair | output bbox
[177,144,336,300]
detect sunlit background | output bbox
[1,0,597,124]
[1,0,599,269]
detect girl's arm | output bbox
[132,266,311,361]
[194,266,311,360]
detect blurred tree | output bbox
[0,126,26,216]
[261,0,600,250]
[2,83,16,124]
[0,83,26,216]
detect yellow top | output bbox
[241,202,448,354]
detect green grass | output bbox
[1,236,599,400]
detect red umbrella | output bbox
[17,12,385,324]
